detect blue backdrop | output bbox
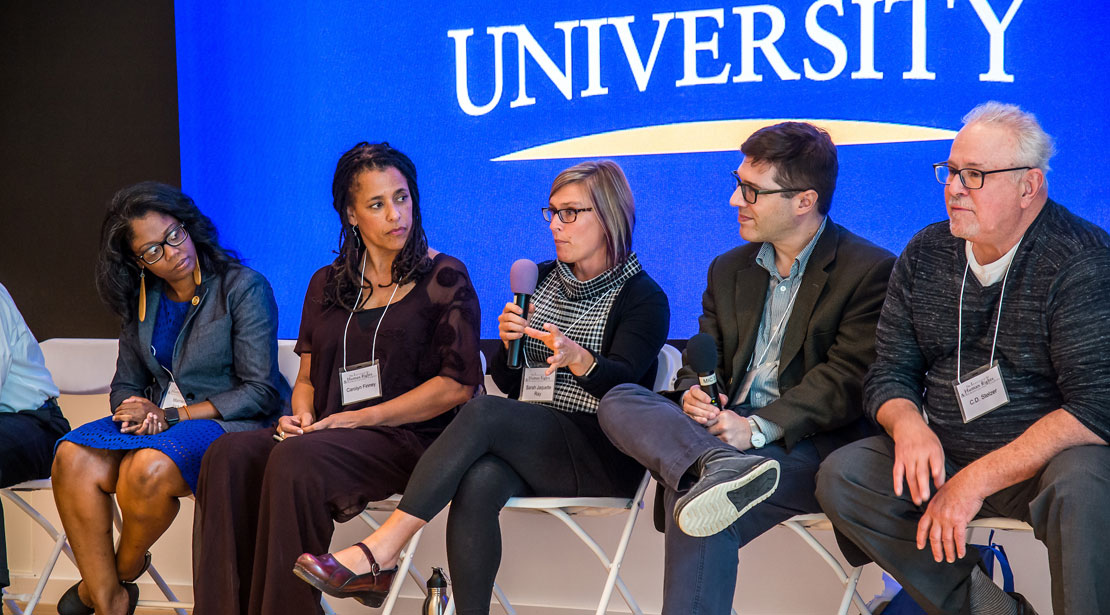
[175,1,1110,339]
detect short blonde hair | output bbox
[550,160,635,268]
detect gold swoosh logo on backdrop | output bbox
[492,119,956,162]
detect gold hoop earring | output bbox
[138,269,147,322]
[193,263,202,286]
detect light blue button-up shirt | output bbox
[740,219,827,439]
[0,283,59,413]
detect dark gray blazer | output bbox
[111,264,290,432]
[672,221,896,456]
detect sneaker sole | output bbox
[676,458,781,537]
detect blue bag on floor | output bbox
[880,531,1013,615]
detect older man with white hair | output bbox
[816,102,1110,615]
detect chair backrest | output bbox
[277,339,299,388]
[653,343,682,393]
[39,338,119,395]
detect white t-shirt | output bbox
[965,239,1022,287]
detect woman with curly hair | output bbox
[192,142,483,615]
[52,182,290,615]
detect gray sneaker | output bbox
[674,448,780,537]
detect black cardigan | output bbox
[491,260,670,402]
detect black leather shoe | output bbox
[57,581,140,615]
[123,582,140,615]
[674,448,780,537]
[56,581,93,615]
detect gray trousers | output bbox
[815,435,1110,615]
[598,383,823,615]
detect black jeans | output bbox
[0,400,70,588]
[397,395,642,615]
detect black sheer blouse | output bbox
[295,253,482,432]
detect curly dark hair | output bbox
[95,181,240,322]
[324,141,433,310]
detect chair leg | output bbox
[4,586,27,615]
[2,487,74,615]
[381,527,425,615]
[594,489,645,615]
[492,581,517,615]
[781,519,871,615]
[542,507,644,615]
[357,508,430,610]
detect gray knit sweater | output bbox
[864,200,1110,468]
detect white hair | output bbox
[962,101,1056,173]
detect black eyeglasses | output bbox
[542,207,593,223]
[136,224,188,265]
[730,170,807,204]
[933,162,1032,190]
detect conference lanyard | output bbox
[749,280,802,371]
[339,252,401,405]
[952,236,1024,422]
[736,280,801,405]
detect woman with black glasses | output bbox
[294,160,669,615]
[51,182,289,615]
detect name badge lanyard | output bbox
[339,252,401,405]
[952,236,1024,422]
[519,290,611,403]
[150,347,186,409]
[736,281,801,405]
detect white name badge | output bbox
[520,367,556,403]
[953,361,1009,423]
[340,360,382,406]
[161,381,186,409]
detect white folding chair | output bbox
[3,338,190,614]
[1,338,118,614]
[1,480,74,615]
[781,513,1035,615]
[440,344,681,615]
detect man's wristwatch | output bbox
[163,407,181,427]
[747,416,766,449]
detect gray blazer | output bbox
[110,264,290,432]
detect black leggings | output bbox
[398,395,641,615]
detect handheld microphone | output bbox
[686,333,721,407]
[507,259,539,369]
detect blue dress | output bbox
[57,297,223,492]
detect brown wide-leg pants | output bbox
[192,425,434,615]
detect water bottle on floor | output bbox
[422,567,449,615]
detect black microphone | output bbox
[507,259,538,369]
[686,332,721,407]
